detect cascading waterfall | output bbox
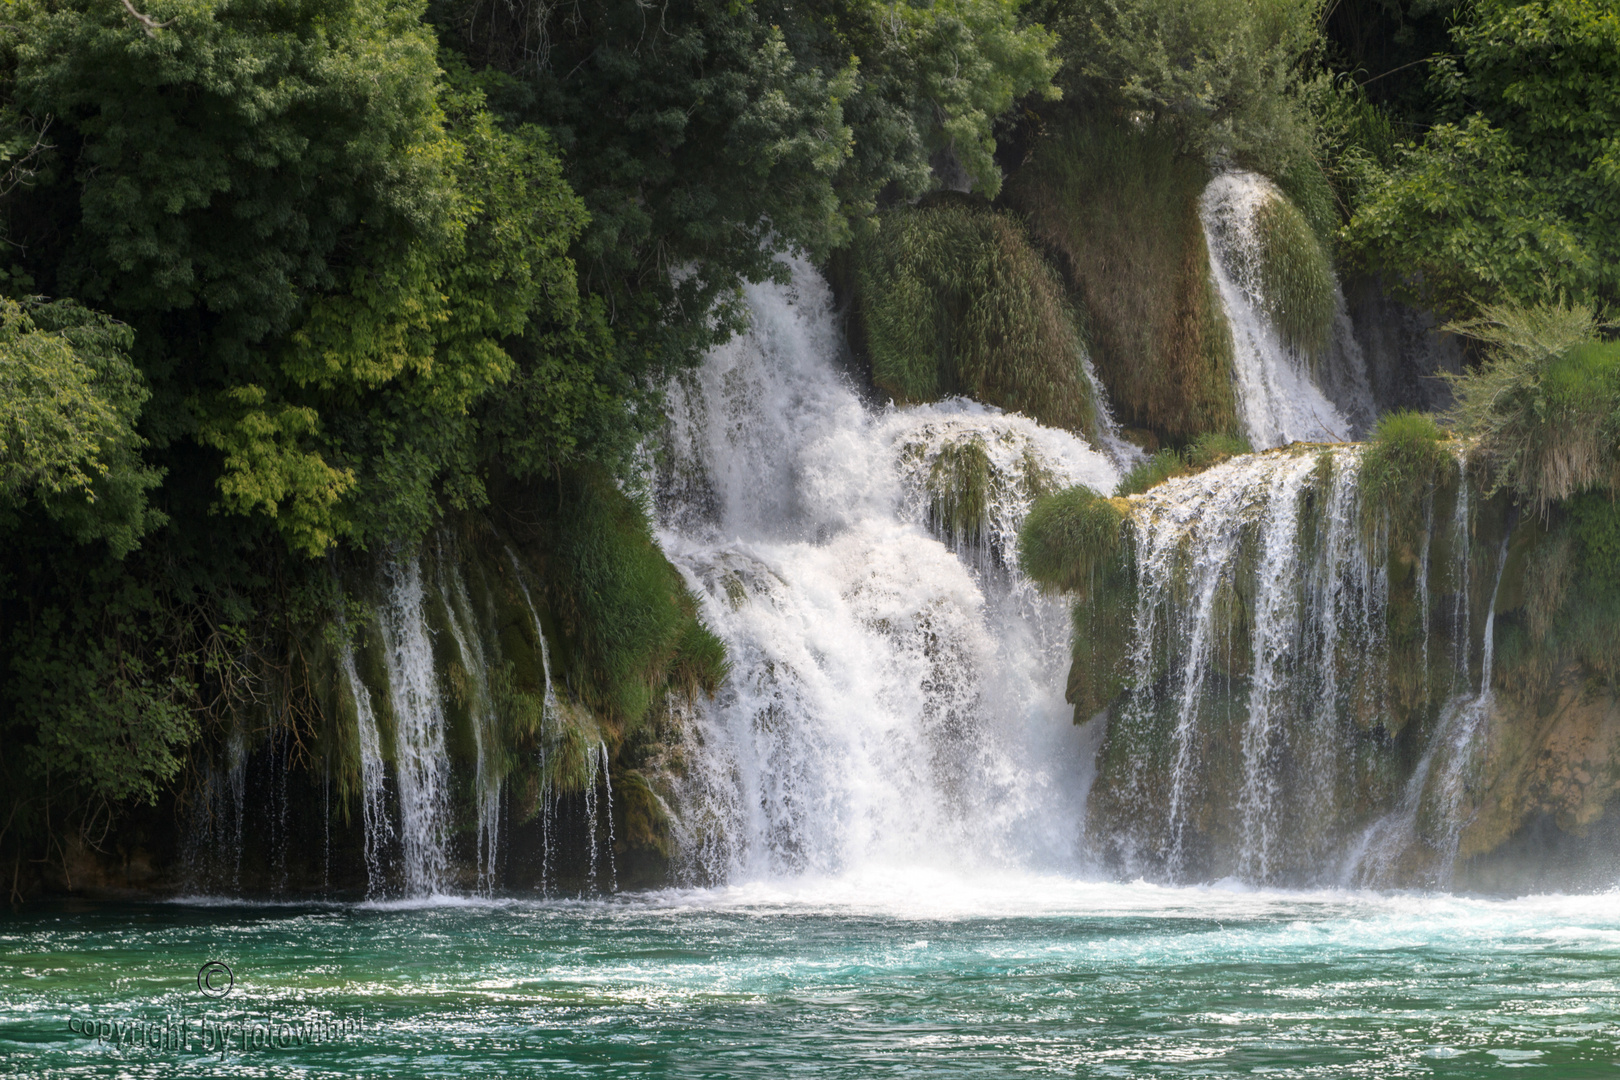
[1201,171,1375,449]
[1088,444,1509,886]
[376,555,452,896]
[656,255,1121,882]
[339,626,393,895]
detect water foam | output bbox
[657,256,1121,883]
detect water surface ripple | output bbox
[5,876,1619,1078]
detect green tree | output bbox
[1344,0,1620,316]
[0,298,162,555]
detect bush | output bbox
[854,202,1098,438]
[1017,485,1127,595]
[1185,432,1252,470]
[1117,450,1191,496]
[1031,0,1323,172]
[1445,300,1620,511]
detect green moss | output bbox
[1004,112,1238,443]
[1017,485,1127,596]
[1018,486,1140,719]
[926,436,993,547]
[1114,433,1252,496]
[535,466,725,733]
[1251,192,1337,360]
[1117,449,1191,496]
[1267,144,1338,252]
[614,769,673,860]
[1188,432,1251,469]
[853,201,1098,438]
[1359,411,1454,546]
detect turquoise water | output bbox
[4,873,1620,1078]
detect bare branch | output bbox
[119,0,176,36]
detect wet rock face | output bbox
[1459,671,1620,892]
[1341,276,1466,416]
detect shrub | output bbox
[1185,432,1252,470]
[1017,485,1127,596]
[1445,300,1620,511]
[542,467,725,729]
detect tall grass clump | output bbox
[1445,300,1620,512]
[1358,410,1453,544]
[1004,114,1238,442]
[1250,191,1337,359]
[854,201,1097,438]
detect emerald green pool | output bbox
[5,874,1619,1077]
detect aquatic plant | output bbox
[1017,485,1127,596]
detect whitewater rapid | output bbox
[655,257,1120,883]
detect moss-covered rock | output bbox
[1004,112,1239,443]
[1018,486,1136,718]
[852,199,1099,438]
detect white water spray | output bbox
[658,256,1121,882]
[1200,172,1374,449]
[376,555,452,896]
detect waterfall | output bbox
[656,255,1121,882]
[1087,444,1514,886]
[507,548,561,894]
[435,550,503,895]
[376,555,452,896]
[1200,171,1375,449]
[339,624,393,895]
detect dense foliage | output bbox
[0,0,1063,875]
[1342,0,1620,315]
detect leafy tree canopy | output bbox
[1344,0,1620,316]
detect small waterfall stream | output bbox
[375,555,452,896]
[656,256,1121,881]
[1201,172,1375,449]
